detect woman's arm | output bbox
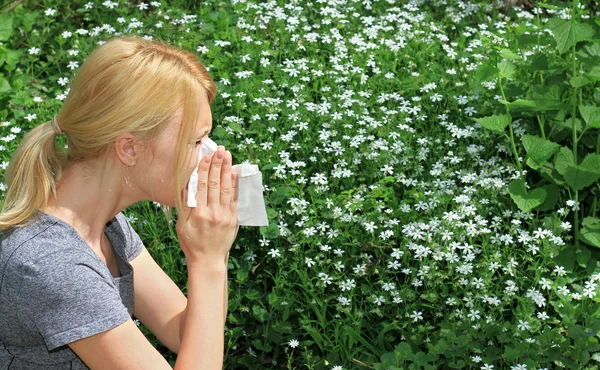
[175,260,227,370]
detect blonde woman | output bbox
[0,37,238,369]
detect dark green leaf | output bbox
[570,76,592,88]
[521,134,560,170]
[548,18,595,54]
[498,59,516,80]
[473,64,498,84]
[579,105,600,129]
[508,179,546,213]
[0,76,10,96]
[0,14,12,41]
[564,152,600,191]
[473,114,511,133]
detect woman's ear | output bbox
[114,133,144,167]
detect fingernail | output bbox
[216,150,225,159]
[204,155,211,163]
[223,153,231,164]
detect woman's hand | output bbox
[176,146,239,266]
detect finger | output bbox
[196,153,212,208]
[207,148,225,207]
[230,172,239,214]
[220,151,232,208]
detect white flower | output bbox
[28,47,40,55]
[67,61,79,70]
[409,311,423,322]
[517,320,530,331]
[288,339,299,348]
[58,77,69,86]
[44,8,57,16]
[267,248,281,258]
[25,113,37,121]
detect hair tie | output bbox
[50,116,63,136]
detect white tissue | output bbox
[187,138,269,227]
[187,138,218,208]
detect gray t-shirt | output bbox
[0,210,144,369]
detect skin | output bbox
[42,96,217,258]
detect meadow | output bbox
[1,0,600,369]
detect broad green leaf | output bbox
[588,66,600,82]
[508,179,546,213]
[270,186,293,205]
[521,135,560,170]
[578,44,600,66]
[554,147,574,176]
[548,18,595,54]
[500,98,566,112]
[228,121,242,133]
[498,59,516,80]
[473,114,511,133]
[499,49,521,60]
[580,229,600,248]
[500,99,536,109]
[579,105,600,129]
[533,183,559,212]
[582,217,600,232]
[0,47,6,68]
[570,76,593,88]
[527,53,549,70]
[555,148,600,191]
[0,76,10,96]
[259,222,279,239]
[0,14,12,41]
[473,64,498,84]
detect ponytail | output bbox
[0,118,67,231]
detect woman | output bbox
[0,36,238,369]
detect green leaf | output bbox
[473,114,511,133]
[521,135,560,170]
[228,121,242,133]
[548,18,595,54]
[581,220,600,248]
[498,59,516,80]
[587,66,600,82]
[499,49,521,60]
[555,147,600,191]
[570,76,593,88]
[579,105,600,129]
[0,14,12,41]
[533,183,560,212]
[576,247,592,267]
[0,47,6,68]
[583,217,600,232]
[270,186,293,205]
[259,222,279,239]
[473,64,498,84]
[508,179,547,213]
[0,76,10,96]
[252,305,269,322]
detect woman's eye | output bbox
[195,139,203,146]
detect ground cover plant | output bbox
[1,0,600,369]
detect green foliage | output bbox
[2,0,600,370]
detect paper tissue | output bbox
[187,138,269,227]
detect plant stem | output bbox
[498,75,522,175]
[571,0,580,248]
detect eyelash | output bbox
[195,140,203,146]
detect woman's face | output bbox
[132,97,213,207]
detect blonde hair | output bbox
[0,36,216,231]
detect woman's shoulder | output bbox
[0,212,97,274]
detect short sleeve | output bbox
[115,213,144,262]
[17,257,131,351]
